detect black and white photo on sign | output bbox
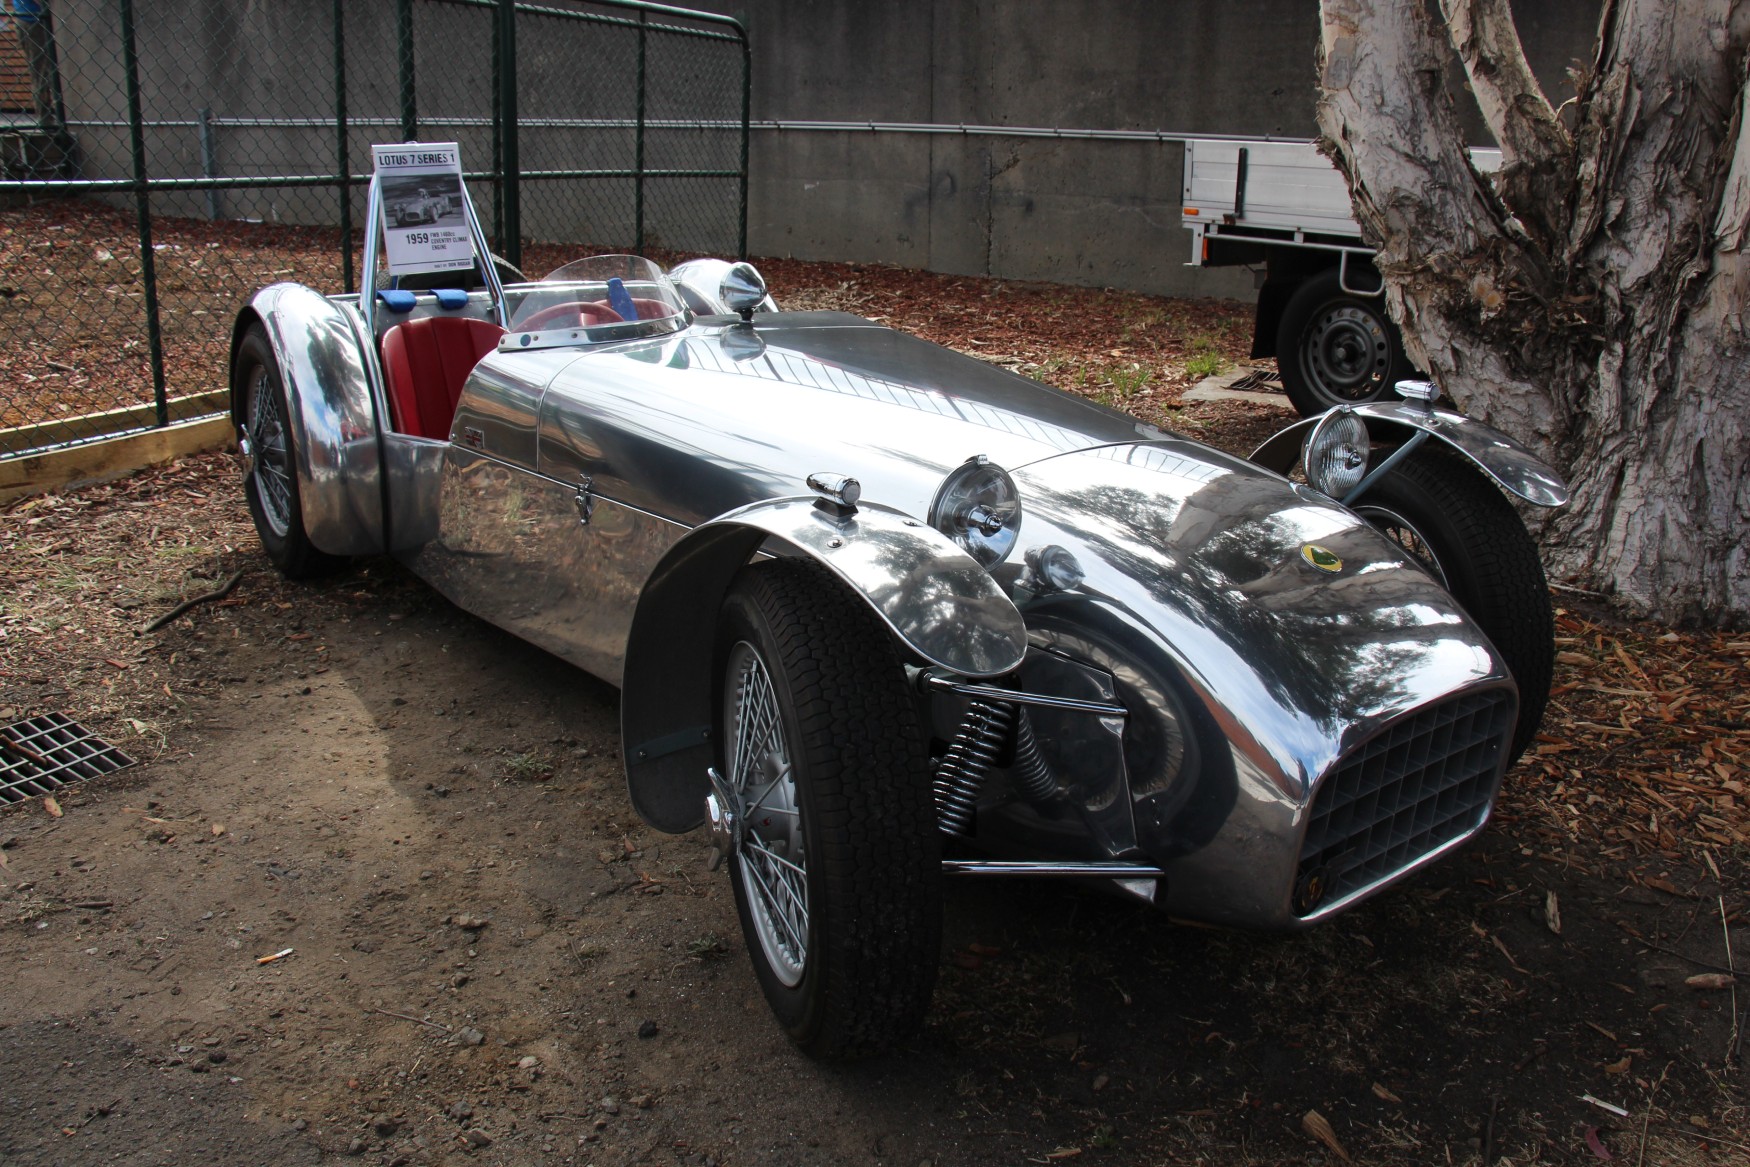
[371,142,476,276]
[381,173,465,229]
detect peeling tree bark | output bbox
[1316,0,1750,624]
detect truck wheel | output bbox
[232,323,339,579]
[715,558,939,1059]
[1276,268,1413,415]
[1353,444,1552,761]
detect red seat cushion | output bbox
[381,316,506,439]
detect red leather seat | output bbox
[380,316,505,439]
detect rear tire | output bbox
[233,323,339,580]
[1276,268,1414,415]
[1354,444,1552,761]
[715,558,939,1059]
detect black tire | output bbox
[1353,444,1553,761]
[715,558,939,1059]
[1276,268,1415,416]
[232,323,339,580]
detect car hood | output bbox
[533,312,1161,524]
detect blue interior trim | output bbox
[376,289,419,313]
[433,288,470,310]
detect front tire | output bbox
[1276,268,1414,415]
[233,323,338,579]
[716,558,939,1059]
[1354,444,1553,761]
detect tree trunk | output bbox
[1315,0,1750,624]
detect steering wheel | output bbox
[519,301,624,330]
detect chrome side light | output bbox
[930,455,1022,568]
[1303,407,1370,498]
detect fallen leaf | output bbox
[1557,650,1592,665]
[1545,890,1562,935]
[1371,1082,1402,1104]
[103,658,129,670]
[1604,1055,1632,1074]
[1044,1149,1082,1161]
[1584,1125,1614,1159]
[1644,875,1686,896]
[43,796,62,818]
[210,823,225,837]
[1300,1109,1351,1162]
[1685,972,1735,990]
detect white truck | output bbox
[1181,139,1499,416]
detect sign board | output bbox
[372,142,475,277]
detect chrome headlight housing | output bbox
[930,456,1021,568]
[1303,407,1370,498]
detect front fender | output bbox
[621,496,1027,833]
[1250,401,1569,508]
[232,283,387,556]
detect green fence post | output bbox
[335,0,353,293]
[119,0,168,429]
[396,0,417,141]
[498,0,520,269]
[738,29,750,259]
[634,10,646,254]
[490,3,503,250]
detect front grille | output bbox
[1296,689,1514,916]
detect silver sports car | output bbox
[229,172,1566,1058]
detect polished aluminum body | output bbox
[233,267,1554,931]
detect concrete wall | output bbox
[691,0,1601,298]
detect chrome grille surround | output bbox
[1295,687,1515,921]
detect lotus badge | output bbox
[1301,544,1343,573]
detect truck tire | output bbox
[1276,268,1414,416]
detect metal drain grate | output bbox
[0,713,135,804]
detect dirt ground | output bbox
[1,224,1747,1165]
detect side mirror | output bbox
[719,262,768,322]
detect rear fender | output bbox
[233,284,388,555]
[621,496,1028,833]
[1250,400,1569,508]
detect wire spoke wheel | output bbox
[724,640,808,986]
[714,559,940,1059]
[247,366,294,538]
[231,322,339,579]
[1354,503,1449,590]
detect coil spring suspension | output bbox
[1009,709,1058,804]
[932,698,1014,835]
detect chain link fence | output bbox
[0,0,748,459]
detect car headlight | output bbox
[930,456,1021,568]
[1303,407,1370,498]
